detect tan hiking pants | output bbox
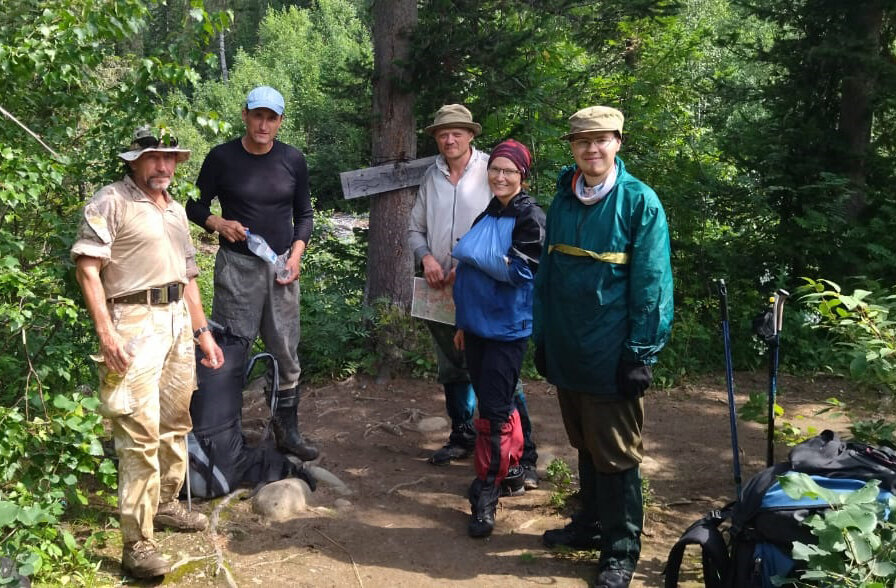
[97,299,195,543]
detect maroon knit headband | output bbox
[489,139,532,179]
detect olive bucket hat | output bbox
[424,104,482,136]
[118,125,191,163]
[561,106,624,140]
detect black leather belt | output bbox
[110,283,184,305]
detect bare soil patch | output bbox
[96,371,866,587]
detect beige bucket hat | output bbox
[424,104,482,136]
[561,106,624,140]
[118,125,191,163]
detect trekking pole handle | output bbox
[774,289,790,333]
[716,279,729,322]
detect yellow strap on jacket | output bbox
[548,243,629,264]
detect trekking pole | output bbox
[716,279,742,500]
[766,289,789,466]
[185,436,192,512]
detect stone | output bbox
[252,478,312,522]
[307,465,353,496]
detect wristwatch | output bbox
[193,325,210,341]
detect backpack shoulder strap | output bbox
[664,508,730,588]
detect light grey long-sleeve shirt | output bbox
[407,147,491,272]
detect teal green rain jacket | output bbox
[533,158,673,395]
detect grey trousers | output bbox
[212,247,301,389]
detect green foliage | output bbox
[0,393,116,583]
[739,391,824,448]
[298,214,373,381]
[545,458,574,510]
[780,472,896,587]
[801,278,896,395]
[849,419,896,449]
[1,0,226,580]
[169,0,373,206]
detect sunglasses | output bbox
[133,133,179,149]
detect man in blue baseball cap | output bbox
[187,86,318,462]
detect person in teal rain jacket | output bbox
[534,106,673,588]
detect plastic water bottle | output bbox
[246,230,290,280]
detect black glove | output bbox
[534,344,547,377]
[616,361,652,397]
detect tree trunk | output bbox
[218,30,229,81]
[367,0,418,309]
[838,1,883,221]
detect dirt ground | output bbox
[94,370,866,587]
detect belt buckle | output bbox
[168,283,180,302]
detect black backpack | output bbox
[664,430,896,587]
[186,329,313,498]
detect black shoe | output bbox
[593,567,633,588]
[273,407,319,461]
[542,516,602,550]
[521,463,539,490]
[428,442,472,465]
[500,465,526,497]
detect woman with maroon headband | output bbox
[451,139,546,538]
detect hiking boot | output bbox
[542,516,602,550]
[273,406,320,462]
[500,465,526,497]
[121,540,170,578]
[593,567,633,588]
[521,463,539,490]
[154,500,208,532]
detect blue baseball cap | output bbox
[245,86,285,116]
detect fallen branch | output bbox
[0,105,63,160]
[314,528,363,588]
[387,476,428,495]
[209,488,247,588]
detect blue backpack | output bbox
[664,430,896,587]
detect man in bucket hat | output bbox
[72,125,224,579]
[187,86,318,462]
[534,106,673,588]
[408,105,540,493]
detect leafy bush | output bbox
[781,473,896,587]
[0,393,117,584]
[545,458,574,510]
[801,278,896,394]
[299,214,373,381]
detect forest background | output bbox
[2,0,896,582]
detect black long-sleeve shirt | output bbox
[187,138,313,256]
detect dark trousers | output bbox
[464,333,527,422]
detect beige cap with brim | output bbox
[424,104,482,136]
[560,106,624,140]
[118,125,191,163]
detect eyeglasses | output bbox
[571,137,616,150]
[487,167,521,178]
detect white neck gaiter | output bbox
[575,164,617,205]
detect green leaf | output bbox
[0,501,20,526]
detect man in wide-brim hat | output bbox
[72,125,223,579]
[535,105,674,588]
[408,105,542,494]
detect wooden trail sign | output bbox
[340,155,436,200]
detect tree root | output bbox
[209,488,248,587]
